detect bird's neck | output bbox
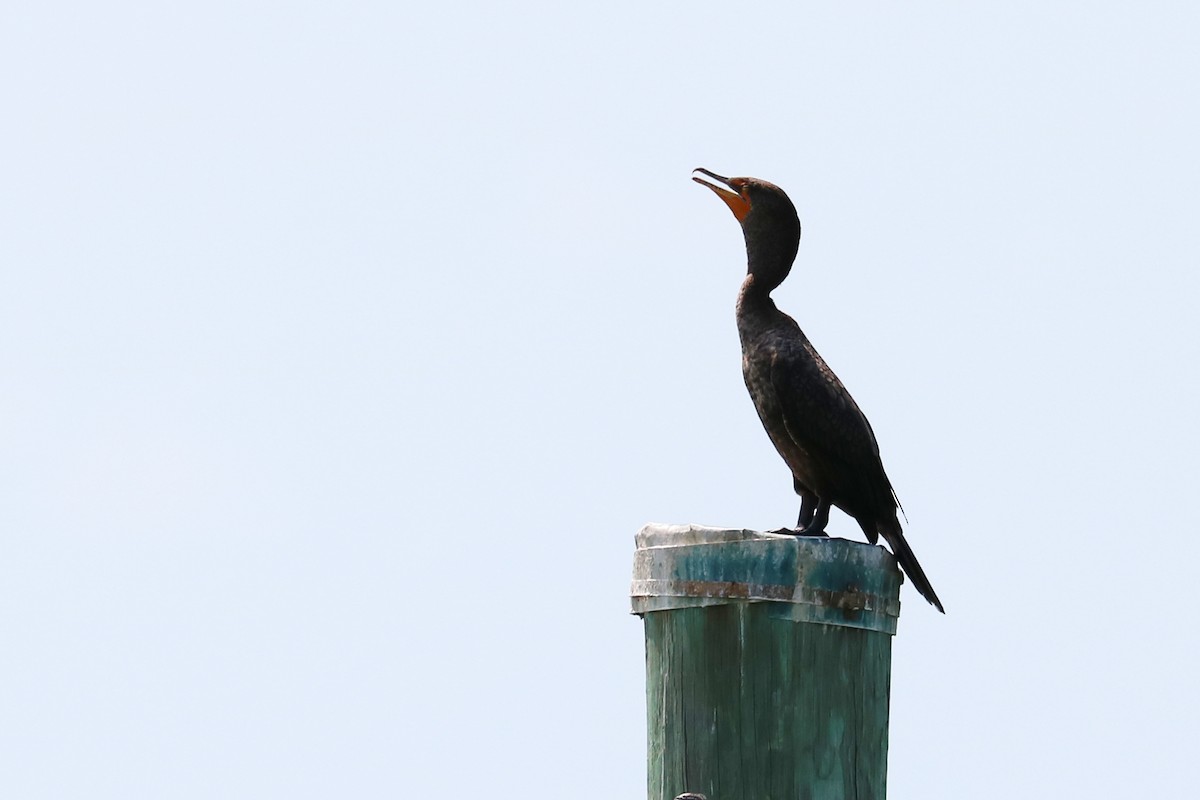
[737,274,779,318]
[736,226,799,324]
[743,241,792,295]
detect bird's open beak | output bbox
[692,168,750,222]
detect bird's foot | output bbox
[769,526,829,538]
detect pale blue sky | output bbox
[4,2,1199,797]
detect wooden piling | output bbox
[632,524,903,800]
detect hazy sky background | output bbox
[4,2,1199,797]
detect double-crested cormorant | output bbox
[693,168,944,612]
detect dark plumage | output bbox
[693,168,943,612]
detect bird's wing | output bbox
[768,343,893,511]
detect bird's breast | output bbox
[741,346,823,490]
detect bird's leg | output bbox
[796,491,815,529]
[769,493,829,537]
[792,498,830,538]
[773,480,822,535]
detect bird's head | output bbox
[692,168,801,286]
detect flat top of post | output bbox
[631,523,903,634]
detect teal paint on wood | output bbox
[633,525,902,800]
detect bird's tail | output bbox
[879,519,944,613]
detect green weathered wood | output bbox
[634,524,901,800]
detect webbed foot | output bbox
[769,526,829,538]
